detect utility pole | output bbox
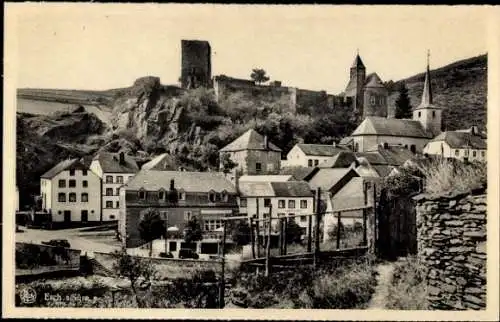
[250,217,255,259]
[363,182,368,246]
[218,220,227,308]
[256,199,260,258]
[283,217,287,256]
[265,204,272,277]
[336,212,342,250]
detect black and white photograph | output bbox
[3,3,499,320]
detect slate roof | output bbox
[430,131,486,149]
[41,159,85,179]
[364,73,386,88]
[220,129,282,152]
[296,144,348,157]
[141,153,183,171]
[318,151,357,168]
[375,146,416,166]
[351,116,431,138]
[338,136,353,146]
[93,152,139,173]
[351,54,365,69]
[279,166,318,181]
[239,175,293,182]
[125,170,237,193]
[238,181,313,197]
[307,168,358,192]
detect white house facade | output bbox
[90,152,139,221]
[283,144,348,168]
[423,128,486,162]
[40,159,101,223]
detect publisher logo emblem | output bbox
[19,286,37,304]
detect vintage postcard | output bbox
[2,3,499,320]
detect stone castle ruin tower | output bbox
[181,40,212,89]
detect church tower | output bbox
[344,52,366,121]
[413,51,442,137]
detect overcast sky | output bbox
[10,4,490,94]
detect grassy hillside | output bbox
[387,54,487,132]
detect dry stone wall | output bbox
[414,188,486,310]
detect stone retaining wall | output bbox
[414,188,486,310]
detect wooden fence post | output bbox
[279,217,283,256]
[256,199,260,258]
[363,182,368,246]
[313,188,321,268]
[218,220,227,308]
[265,205,272,277]
[336,211,342,250]
[283,217,287,256]
[250,217,255,259]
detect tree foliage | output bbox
[394,83,413,119]
[250,68,270,85]
[138,208,166,257]
[112,248,157,308]
[231,220,251,246]
[184,217,203,243]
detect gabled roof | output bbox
[238,181,313,197]
[306,168,359,194]
[338,136,353,146]
[239,175,293,182]
[125,170,236,193]
[351,116,431,138]
[295,144,348,157]
[220,129,281,152]
[141,153,185,171]
[318,151,357,168]
[375,146,416,166]
[93,152,139,173]
[364,73,386,88]
[279,166,318,181]
[430,131,486,149]
[41,159,86,179]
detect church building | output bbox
[349,53,442,153]
[343,53,389,120]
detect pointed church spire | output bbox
[351,51,365,69]
[421,50,433,106]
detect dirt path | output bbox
[367,262,396,309]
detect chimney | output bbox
[119,152,125,165]
[471,126,478,135]
[264,135,268,150]
[170,179,175,190]
[332,141,336,148]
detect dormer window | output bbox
[138,189,146,200]
[158,189,165,200]
[208,190,216,203]
[221,190,228,202]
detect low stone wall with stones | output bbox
[414,188,486,310]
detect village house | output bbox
[237,179,315,235]
[347,55,442,154]
[141,152,190,171]
[40,158,101,224]
[120,170,239,248]
[282,143,348,168]
[304,168,376,243]
[90,152,139,222]
[423,126,486,162]
[219,129,282,175]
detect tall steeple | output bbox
[420,50,433,106]
[413,50,442,138]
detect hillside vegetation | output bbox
[387,54,487,132]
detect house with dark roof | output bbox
[120,170,239,248]
[423,127,486,162]
[350,54,443,154]
[238,180,314,235]
[219,129,282,175]
[283,143,349,168]
[90,152,139,222]
[40,158,101,224]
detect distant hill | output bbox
[387,54,487,132]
